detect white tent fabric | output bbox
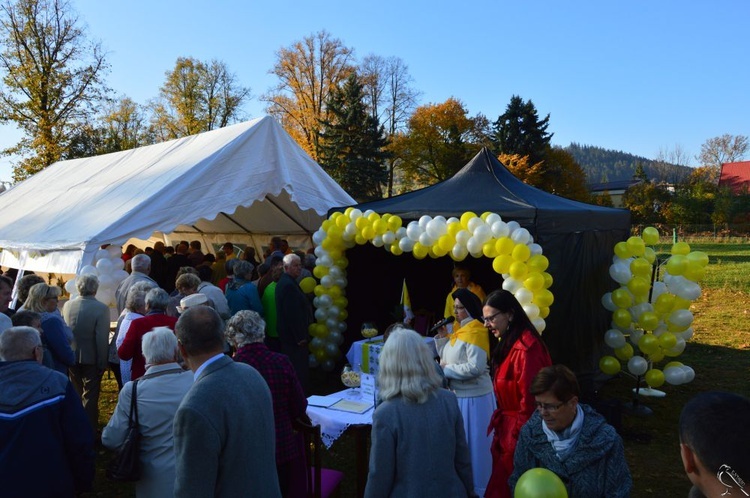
[0,116,355,274]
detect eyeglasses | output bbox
[453,305,466,311]
[535,400,568,413]
[482,311,502,323]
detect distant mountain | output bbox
[565,143,692,184]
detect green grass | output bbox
[91,241,750,497]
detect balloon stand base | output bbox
[633,387,666,398]
[624,400,653,417]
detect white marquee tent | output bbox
[0,116,355,274]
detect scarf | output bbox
[541,403,585,461]
[449,318,490,357]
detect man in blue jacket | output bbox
[0,326,95,497]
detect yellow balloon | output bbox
[314,285,325,297]
[666,255,687,275]
[645,369,666,388]
[413,243,428,259]
[355,217,370,230]
[627,276,650,297]
[509,261,529,280]
[354,234,366,245]
[373,219,388,234]
[642,226,660,245]
[686,251,709,267]
[639,311,659,331]
[643,246,656,264]
[672,241,691,256]
[367,212,380,222]
[460,211,477,228]
[480,211,492,221]
[615,343,634,361]
[313,265,329,279]
[512,244,531,262]
[447,221,462,237]
[527,254,549,273]
[524,273,545,291]
[630,258,652,278]
[683,262,705,282]
[483,241,499,258]
[361,226,376,240]
[300,277,316,294]
[390,242,403,256]
[542,272,554,289]
[387,216,402,232]
[321,219,333,231]
[658,332,677,350]
[495,237,514,255]
[492,255,513,274]
[638,334,659,355]
[671,296,692,311]
[611,288,632,309]
[613,309,632,328]
[439,235,455,252]
[614,241,631,259]
[626,236,646,257]
[538,306,550,318]
[341,208,352,218]
[433,244,449,257]
[600,356,621,375]
[653,293,675,314]
[532,289,554,308]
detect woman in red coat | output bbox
[483,289,552,498]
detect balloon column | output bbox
[310,209,554,371]
[598,227,707,388]
[64,245,128,307]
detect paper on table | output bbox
[360,373,376,405]
[329,398,374,414]
[307,394,343,408]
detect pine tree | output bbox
[318,74,389,201]
[491,95,552,166]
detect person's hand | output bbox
[434,325,448,339]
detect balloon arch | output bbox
[306,209,555,371]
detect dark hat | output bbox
[452,287,483,321]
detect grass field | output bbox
[91,240,750,497]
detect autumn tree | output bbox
[623,167,670,225]
[697,134,749,183]
[0,0,108,181]
[541,146,591,201]
[318,74,388,201]
[391,98,487,185]
[359,54,420,197]
[263,30,355,160]
[150,57,250,141]
[491,95,552,166]
[497,153,544,185]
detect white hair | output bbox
[141,327,178,364]
[225,310,266,347]
[0,326,41,361]
[131,253,151,273]
[378,328,442,404]
[76,274,99,296]
[283,253,300,268]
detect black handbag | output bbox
[106,379,141,481]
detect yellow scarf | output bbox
[449,319,490,357]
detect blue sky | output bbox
[1,0,748,183]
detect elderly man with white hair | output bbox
[116,253,157,314]
[103,327,193,498]
[63,274,112,432]
[276,253,313,394]
[0,326,95,497]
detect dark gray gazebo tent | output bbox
[333,148,631,375]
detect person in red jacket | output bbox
[118,288,177,380]
[482,289,552,498]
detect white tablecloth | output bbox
[307,389,374,448]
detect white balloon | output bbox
[313,296,321,308]
[326,318,339,331]
[314,308,327,321]
[679,327,694,340]
[382,232,396,245]
[609,262,632,285]
[664,367,685,385]
[319,255,333,267]
[515,288,533,305]
[668,337,687,356]
[314,246,326,257]
[627,356,648,376]
[502,277,522,293]
[371,235,384,247]
[95,249,109,263]
[95,258,113,274]
[111,257,125,271]
[318,294,333,308]
[329,331,344,345]
[507,220,520,233]
[309,354,319,369]
[79,265,98,276]
[399,237,415,252]
[467,217,485,233]
[446,217,460,224]
[529,243,543,256]
[106,245,122,258]
[349,208,363,219]
[676,281,701,301]
[473,225,491,245]
[327,305,341,319]
[511,227,531,245]
[451,244,468,260]
[320,275,333,288]
[426,219,447,239]
[363,210,376,218]
[680,365,695,383]
[113,269,129,282]
[98,274,114,289]
[532,318,546,333]
[466,237,482,255]
[337,322,347,333]
[344,222,357,237]
[650,281,668,302]
[335,277,347,288]
[395,227,408,239]
[406,222,423,241]
[455,230,471,245]
[522,303,540,320]
[418,232,435,247]
[491,221,510,238]
[669,309,694,328]
[312,229,326,245]
[601,293,617,312]
[418,215,432,228]
[485,213,501,226]
[604,329,627,349]
[630,328,643,345]
[64,279,77,294]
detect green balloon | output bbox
[514,468,568,498]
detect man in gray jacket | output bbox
[173,306,281,498]
[63,274,112,432]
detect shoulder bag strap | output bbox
[140,367,184,380]
[129,379,139,429]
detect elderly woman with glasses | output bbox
[483,289,551,498]
[225,310,307,498]
[510,365,632,497]
[23,283,75,374]
[434,288,494,496]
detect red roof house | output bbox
[719,161,750,194]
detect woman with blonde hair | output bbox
[24,283,74,374]
[365,328,476,498]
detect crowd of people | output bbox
[0,246,748,498]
